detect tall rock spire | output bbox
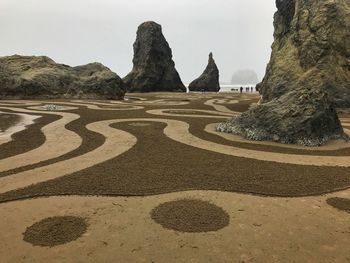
[123,21,186,93]
[188,52,220,92]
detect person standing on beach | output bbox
[240,87,243,93]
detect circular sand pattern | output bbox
[151,199,230,233]
[23,216,88,247]
[326,197,350,213]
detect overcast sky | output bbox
[0,0,276,83]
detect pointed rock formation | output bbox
[0,55,126,99]
[217,0,349,146]
[123,21,186,93]
[189,53,220,92]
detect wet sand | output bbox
[0,113,20,132]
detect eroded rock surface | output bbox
[189,53,220,92]
[0,55,126,99]
[123,21,186,93]
[218,0,349,146]
[217,87,345,146]
[260,0,350,107]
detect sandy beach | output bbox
[0,93,349,262]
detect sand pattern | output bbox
[0,107,81,173]
[0,113,20,132]
[23,216,88,247]
[0,93,349,262]
[0,111,40,146]
[151,199,230,233]
[326,197,350,213]
[0,94,349,199]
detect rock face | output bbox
[217,88,345,146]
[0,55,126,99]
[188,53,220,92]
[217,0,349,146]
[123,21,186,93]
[259,0,350,107]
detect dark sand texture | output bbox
[151,199,230,232]
[0,94,349,203]
[0,114,20,131]
[0,113,56,160]
[0,94,349,262]
[0,109,104,178]
[326,197,350,213]
[23,216,88,247]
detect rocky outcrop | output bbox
[188,53,220,92]
[0,55,126,99]
[123,21,186,93]
[259,0,350,107]
[217,87,345,146]
[217,0,349,146]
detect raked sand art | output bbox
[0,92,350,262]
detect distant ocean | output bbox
[185,84,257,93]
[219,84,257,93]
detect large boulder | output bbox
[189,53,220,92]
[217,87,345,146]
[0,55,126,99]
[123,21,186,93]
[217,0,349,146]
[259,0,350,107]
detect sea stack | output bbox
[259,0,350,107]
[0,55,126,99]
[217,0,349,146]
[188,52,220,92]
[123,21,186,93]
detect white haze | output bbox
[0,0,276,83]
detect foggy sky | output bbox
[0,0,276,83]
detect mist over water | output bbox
[0,0,276,83]
[184,84,257,93]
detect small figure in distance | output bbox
[240,86,243,93]
[251,87,253,92]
